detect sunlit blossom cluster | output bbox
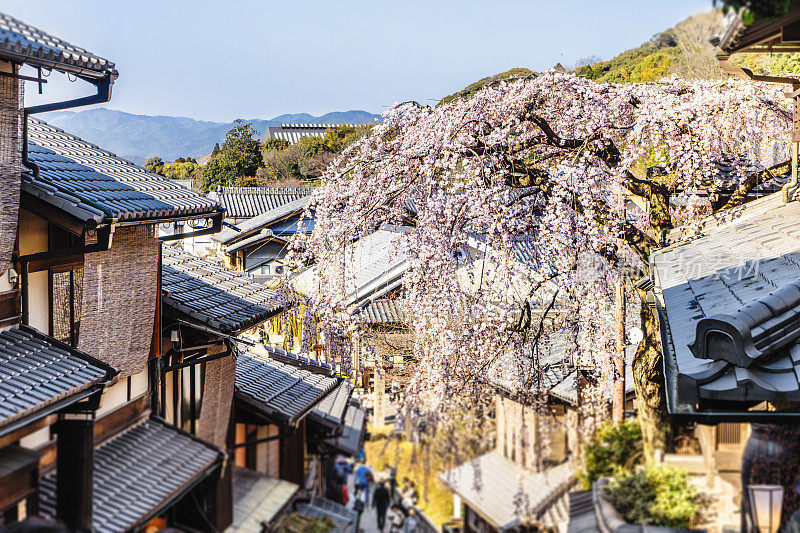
[292,71,791,448]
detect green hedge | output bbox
[580,420,643,489]
[604,465,699,529]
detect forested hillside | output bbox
[443,9,800,106]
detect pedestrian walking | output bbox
[388,504,405,533]
[404,508,419,532]
[373,481,391,530]
[354,459,374,505]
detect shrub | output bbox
[580,420,643,488]
[604,465,699,529]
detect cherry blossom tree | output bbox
[295,71,791,459]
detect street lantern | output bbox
[746,484,784,533]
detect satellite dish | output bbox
[629,327,644,345]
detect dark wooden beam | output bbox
[54,418,94,529]
[20,194,89,237]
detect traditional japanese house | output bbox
[212,194,314,277]
[210,186,313,225]
[159,245,366,529]
[440,334,581,533]
[643,9,800,528]
[0,12,250,532]
[263,123,356,145]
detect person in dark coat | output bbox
[373,481,392,529]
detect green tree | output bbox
[145,156,165,175]
[200,119,264,192]
[211,143,221,156]
[263,138,290,152]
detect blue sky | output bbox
[9,0,709,122]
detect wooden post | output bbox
[612,277,626,423]
[54,417,94,530]
[612,186,626,424]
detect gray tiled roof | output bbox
[162,246,288,334]
[440,453,574,531]
[489,332,571,394]
[324,402,366,457]
[719,4,800,54]
[236,349,340,426]
[0,12,113,74]
[359,298,407,324]
[309,380,353,431]
[215,186,312,220]
[231,466,298,533]
[260,344,334,375]
[0,325,114,436]
[214,195,312,245]
[295,497,358,533]
[264,124,357,146]
[25,119,221,223]
[652,196,800,412]
[548,347,635,406]
[40,418,222,533]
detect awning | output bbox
[39,418,223,533]
[0,325,115,438]
[439,452,574,531]
[323,402,366,457]
[236,350,340,426]
[229,466,298,533]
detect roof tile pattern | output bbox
[236,350,339,425]
[324,403,366,457]
[360,299,407,324]
[162,246,287,334]
[653,199,800,409]
[309,381,353,430]
[25,119,220,222]
[215,187,312,220]
[215,195,312,245]
[40,418,221,533]
[0,12,113,73]
[295,497,358,533]
[0,326,110,433]
[440,453,574,530]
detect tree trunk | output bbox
[633,287,670,461]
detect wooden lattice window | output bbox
[49,264,83,347]
[716,422,743,448]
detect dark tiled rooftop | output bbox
[162,246,288,334]
[0,325,113,436]
[653,197,800,412]
[323,402,366,457]
[260,344,333,375]
[215,195,312,245]
[295,497,358,533]
[215,186,312,220]
[309,380,353,431]
[359,299,407,324]
[25,119,221,223]
[40,418,221,533]
[0,12,113,74]
[236,349,340,426]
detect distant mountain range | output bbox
[40,108,382,165]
